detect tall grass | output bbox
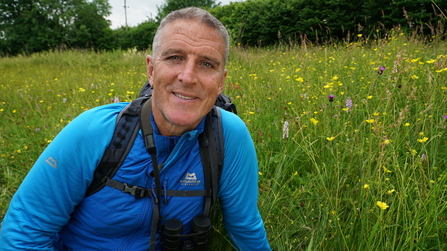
[2,31,447,250]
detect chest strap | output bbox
[103,177,207,199]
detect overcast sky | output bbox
[107,0,240,29]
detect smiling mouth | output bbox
[174,92,197,100]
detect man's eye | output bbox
[168,55,181,60]
[202,62,213,68]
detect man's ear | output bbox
[146,55,154,87]
[218,69,227,95]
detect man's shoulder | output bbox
[81,102,129,117]
[219,108,250,139]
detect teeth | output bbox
[174,93,196,100]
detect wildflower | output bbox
[376,201,389,210]
[417,137,429,143]
[403,123,410,127]
[383,139,391,145]
[382,166,392,173]
[387,189,395,194]
[293,171,298,176]
[310,118,319,125]
[328,95,334,102]
[326,137,335,141]
[365,119,375,124]
[363,184,370,189]
[282,120,289,139]
[345,97,353,111]
[443,115,447,120]
[378,66,386,75]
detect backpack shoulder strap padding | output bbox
[199,106,224,216]
[85,96,150,197]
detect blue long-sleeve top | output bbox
[0,102,271,250]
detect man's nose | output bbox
[178,59,197,84]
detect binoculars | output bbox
[161,214,212,251]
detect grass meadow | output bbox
[2,31,447,250]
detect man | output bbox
[0,7,271,250]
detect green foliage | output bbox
[111,18,158,51]
[0,0,112,55]
[156,0,220,21]
[210,0,447,46]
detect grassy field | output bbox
[2,31,447,250]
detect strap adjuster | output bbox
[122,183,146,199]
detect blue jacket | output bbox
[0,102,271,250]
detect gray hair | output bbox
[152,7,230,65]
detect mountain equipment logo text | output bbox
[180,173,201,186]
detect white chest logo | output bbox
[180,173,201,185]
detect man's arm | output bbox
[217,110,271,250]
[0,103,125,250]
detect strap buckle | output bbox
[123,183,146,199]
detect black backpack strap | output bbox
[199,106,224,216]
[85,96,149,197]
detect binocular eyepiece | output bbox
[161,214,211,251]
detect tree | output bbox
[0,0,112,55]
[156,0,220,21]
[66,0,113,50]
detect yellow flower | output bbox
[417,137,429,143]
[310,118,319,125]
[376,201,389,210]
[403,123,410,127]
[293,171,298,176]
[387,189,395,194]
[367,96,373,99]
[363,184,370,189]
[383,139,391,145]
[365,119,375,124]
[382,166,392,173]
[373,112,380,116]
[326,137,335,141]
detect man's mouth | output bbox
[174,92,197,100]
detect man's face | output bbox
[147,20,227,136]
